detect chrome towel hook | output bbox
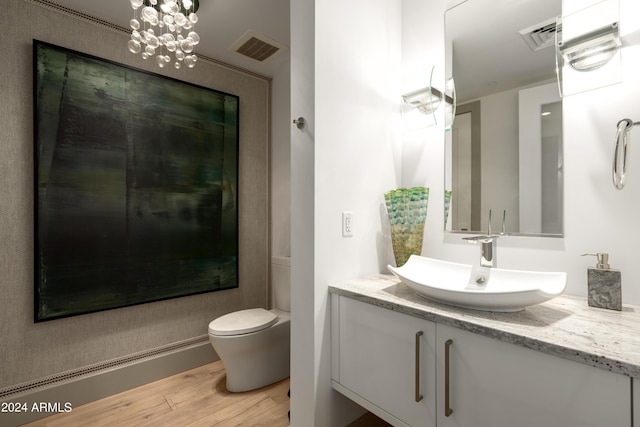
[613,118,640,189]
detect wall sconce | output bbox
[401,85,456,131]
[401,66,456,131]
[558,23,621,72]
[402,87,443,115]
[556,0,622,96]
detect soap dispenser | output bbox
[582,253,622,311]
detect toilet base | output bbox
[210,313,290,393]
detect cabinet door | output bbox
[334,297,436,427]
[436,324,631,427]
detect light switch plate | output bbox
[342,211,353,237]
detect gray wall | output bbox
[0,0,270,390]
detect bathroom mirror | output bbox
[444,0,563,237]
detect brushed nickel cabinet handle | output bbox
[445,339,453,417]
[415,331,424,402]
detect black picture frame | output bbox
[33,40,239,322]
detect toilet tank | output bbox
[272,256,291,312]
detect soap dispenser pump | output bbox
[581,253,622,311]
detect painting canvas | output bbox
[34,40,239,322]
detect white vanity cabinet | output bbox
[331,295,437,427]
[332,293,632,427]
[436,324,630,427]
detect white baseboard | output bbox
[0,336,217,426]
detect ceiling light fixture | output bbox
[128,0,200,69]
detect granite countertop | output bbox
[329,273,640,378]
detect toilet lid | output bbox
[208,308,278,336]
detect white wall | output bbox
[290,0,403,425]
[407,0,640,305]
[290,0,316,423]
[271,51,292,260]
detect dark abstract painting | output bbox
[34,40,239,322]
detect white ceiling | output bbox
[51,0,290,77]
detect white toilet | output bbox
[208,256,291,392]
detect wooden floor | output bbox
[23,360,290,427]
[23,360,391,427]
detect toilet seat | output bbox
[208,308,278,336]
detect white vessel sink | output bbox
[388,255,567,312]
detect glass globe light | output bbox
[185,55,196,68]
[188,32,199,45]
[180,39,193,53]
[147,35,159,49]
[174,13,187,27]
[141,6,158,23]
[128,40,142,54]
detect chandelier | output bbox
[128,0,200,69]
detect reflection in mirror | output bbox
[444,0,563,237]
[540,102,563,234]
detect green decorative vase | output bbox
[384,187,429,267]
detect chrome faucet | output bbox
[463,209,500,268]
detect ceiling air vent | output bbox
[229,30,287,63]
[518,17,558,51]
